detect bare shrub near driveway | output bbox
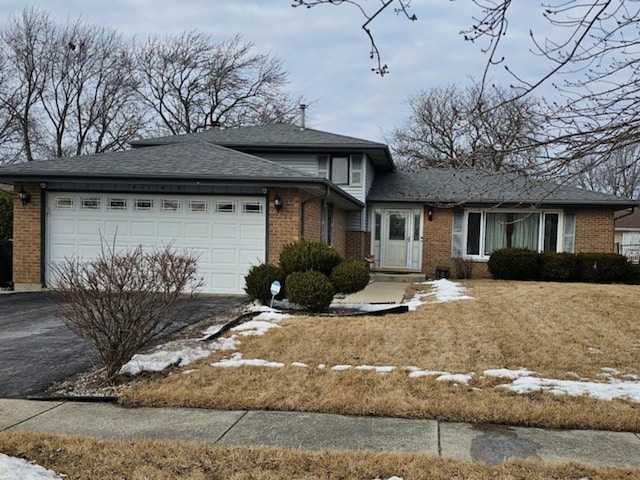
[51,243,202,380]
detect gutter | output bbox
[614,207,635,221]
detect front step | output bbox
[370,272,426,283]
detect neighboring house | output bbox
[615,207,640,263]
[0,123,637,293]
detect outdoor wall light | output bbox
[428,209,433,222]
[18,186,31,206]
[274,191,283,212]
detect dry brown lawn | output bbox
[1,431,638,480]
[121,281,640,431]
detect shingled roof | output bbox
[368,169,639,208]
[0,142,314,183]
[130,123,395,171]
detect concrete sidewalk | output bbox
[335,282,408,304]
[1,399,639,467]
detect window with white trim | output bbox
[317,154,364,186]
[55,197,74,209]
[243,201,263,214]
[189,200,208,213]
[162,199,180,212]
[134,199,154,211]
[81,197,100,210]
[107,198,127,210]
[452,209,575,258]
[216,201,235,213]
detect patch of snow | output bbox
[599,367,620,377]
[483,368,534,379]
[119,337,238,376]
[331,365,352,371]
[291,362,308,368]
[0,454,65,479]
[586,347,602,354]
[355,365,396,374]
[499,376,640,403]
[231,320,280,337]
[211,353,285,369]
[436,373,473,385]
[421,279,474,303]
[408,370,448,378]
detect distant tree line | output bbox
[0,7,304,164]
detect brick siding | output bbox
[574,208,615,253]
[12,183,42,289]
[345,231,370,261]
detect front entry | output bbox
[371,206,423,270]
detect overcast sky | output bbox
[0,1,555,143]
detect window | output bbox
[134,199,154,211]
[162,199,180,212]
[55,197,74,209]
[452,209,572,258]
[107,198,127,210]
[216,201,235,213]
[243,201,263,214]
[350,154,363,186]
[81,197,100,210]
[374,212,382,241]
[189,200,208,213]
[331,157,349,185]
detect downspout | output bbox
[300,184,330,239]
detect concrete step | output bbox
[370,272,425,283]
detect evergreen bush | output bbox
[286,270,335,312]
[488,248,540,280]
[330,259,370,294]
[539,252,579,282]
[279,239,343,276]
[244,263,286,305]
[577,253,633,284]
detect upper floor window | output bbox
[317,154,363,187]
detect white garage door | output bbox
[46,193,266,294]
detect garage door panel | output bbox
[47,193,265,294]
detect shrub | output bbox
[244,263,286,304]
[279,239,343,277]
[286,270,335,313]
[51,242,202,379]
[453,257,474,279]
[577,253,634,284]
[488,248,540,280]
[331,259,370,294]
[539,252,579,282]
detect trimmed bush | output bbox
[488,248,540,280]
[539,252,579,282]
[279,239,343,276]
[331,259,370,294]
[286,270,335,313]
[577,253,634,284]
[244,263,286,305]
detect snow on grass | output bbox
[436,373,474,385]
[420,279,474,303]
[232,320,280,337]
[483,368,535,379]
[211,352,284,369]
[0,454,64,480]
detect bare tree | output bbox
[295,1,640,185]
[0,50,21,164]
[390,83,545,172]
[135,32,303,134]
[40,20,142,158]
[52,242,203,380]
[292,0,416,76]
[0,7,54,162]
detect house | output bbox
[615,208,640,263]
[0,123,637,293]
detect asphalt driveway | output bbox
[0,292,245,398]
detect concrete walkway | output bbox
[1,399,639,467]
[335,282,408,304]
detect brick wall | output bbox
[574,208,615,253]
[13,183,42,290]
[331,206,347,257]
[345,231,370,261]
[268,188,301,265]
[302,195,322,242]
[422,207,454,278]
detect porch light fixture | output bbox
[273,191,283,212]
[18,186,31,206]
[427,209,433,222]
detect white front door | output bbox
[383,209,411,268]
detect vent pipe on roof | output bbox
[299,104,306,131]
